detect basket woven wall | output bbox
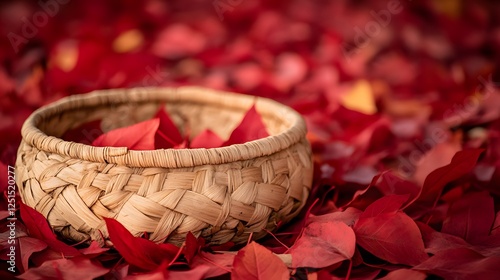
[15,87,313,246]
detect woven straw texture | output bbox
[15,87,313,246]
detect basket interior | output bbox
[38,94,291,145]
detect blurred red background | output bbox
[2,0,500,278]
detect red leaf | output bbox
[308,207,362,227]
[17,257,109,280]
[190,129,224,149]
[359,194,410,219]
[30,248,67,267]
[61,119,103,145]
[442,191,495,244]
[104,218,179,270]
[417,221,500,257]
[183,232,204,265]
[0,162,9,194]
[354,211,428,266]
[412,142,461,187]
[418,222,471,254]
[19,202,80,257]
[232,242,289,280]
[123,268,168,280]
[379,269,426,280]
[108,264,129,280]
[223,105,269,146]
[289,221,356,268]
[79,241,109,257]
[194,251,234,278]
[155,107,183,149]
[418,149,484,202]
[341,179,376,210]
[19,237,47,272]
[354,196,428,266]
[375,172,421,207]
[92,118,159,150]
[169,252,234,279]
[19,203,53,240]
[414,248,500,279]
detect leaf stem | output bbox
[200,254,232,273]
[345,259,353,280]
[168,243,185,267]
[247,232,253,245]
[263,229,289,250]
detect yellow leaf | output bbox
[52,41,78,72]
[113,29,144,53]
[431,0,462,18]
[340,80,377,114]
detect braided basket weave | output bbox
[15,87,313,246]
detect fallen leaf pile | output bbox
[1,0,500,279]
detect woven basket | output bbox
[15,87,313,246]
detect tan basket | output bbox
[15,87,313,246]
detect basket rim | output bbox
[20,86,308,168]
